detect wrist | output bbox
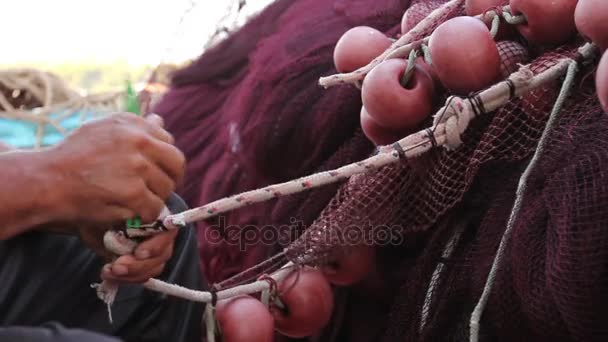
[0,149,63,238]
[30,147,75,222]
[16,148,73,224]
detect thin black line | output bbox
[210,286,218,306]
[425,128,438,148]
[505,79,516,99]
[433,96,456,134]
[392,142,407,159]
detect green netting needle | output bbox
[125,80,141,115]
[125,80,142,229]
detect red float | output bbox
[333,26,392,73]
[509,0,578,46]
[596,50,608,113]
[272,268,334,338]
[360,107,412,146]
[216,295,275,342]
[575,0,608,50]
[429,16,501,95]
[362,59,435,129]
[401,1,443,34]
[322,244,376,286]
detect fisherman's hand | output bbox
[41,113,185,225]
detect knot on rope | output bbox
[103,230,138,256]
[433,96,475,149]
[509,65,534,91]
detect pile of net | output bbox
[154,0,608,341]
[0,68,123,149]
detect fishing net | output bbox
[284,7,606,342]
[150,0,608,340]
[0,69,123,149]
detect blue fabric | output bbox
[0,110,101,148]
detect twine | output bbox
[0,68,123,149]
[204,302,216,342]
[401,49,419,86]
[143,263,297,304]
[486,8,525,38]
[468,55,584,342]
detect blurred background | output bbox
[0,0,273,93]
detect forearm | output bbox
[0,150,58,239]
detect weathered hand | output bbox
[43,113,185,225]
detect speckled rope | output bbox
[161,45,594,232]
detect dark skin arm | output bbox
[0,113,185,283]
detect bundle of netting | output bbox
[149,0,608,341]
[0,68,123,149]
[154,0,407,284]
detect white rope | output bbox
[158,49,584,231]
[143,262,295,303]
[469,60,581,342]
[204,303,216,342]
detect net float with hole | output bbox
[575,0,608,51]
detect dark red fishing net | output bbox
[155,0,608,341]
[155,0,409,284]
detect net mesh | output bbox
[283,43,607,341]
[278,3,608,341]
[286,18,579,266]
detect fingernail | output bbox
[135,249,151,260]
[112,264,129,276]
